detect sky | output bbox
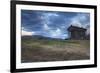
[21,10,90,39]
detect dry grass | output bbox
[21,39,90,63]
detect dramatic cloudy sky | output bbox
[21,10,90,39]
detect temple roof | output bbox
[68,25,86,31]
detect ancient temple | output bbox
[67,25,87,40]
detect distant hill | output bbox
[21,35,65,40]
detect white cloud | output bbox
[46,13,59,17]
[77,14,88,21]
[86,24,90,35]
[70,13,89,28]
[41,13,59,25]
[43,13,59,17]
[21,27,36,36]
[43,23,50,30]
[50,28,61,37]
[22,30,34,36]
[42,23,68,39]
[86,28,90,35]
[70,19,83,27]
[48,28,67,39]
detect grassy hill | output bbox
[21,36,90,63]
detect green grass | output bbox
[21,38,90,63]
